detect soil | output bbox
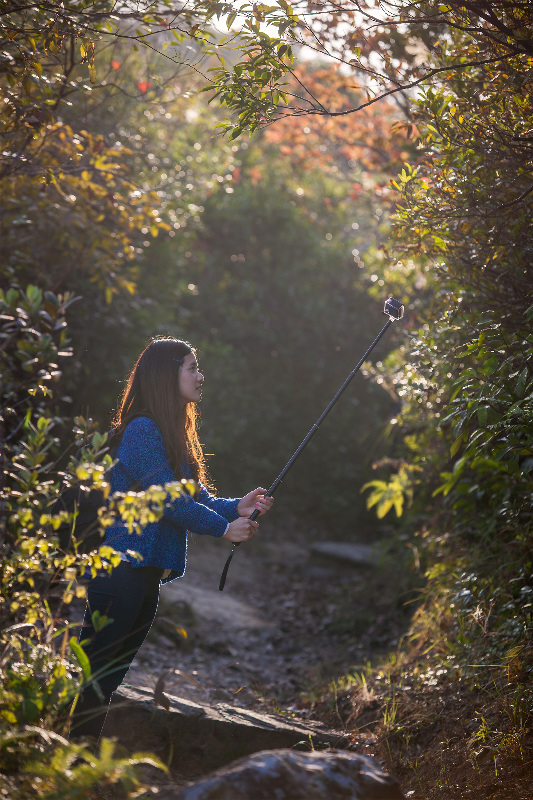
[125,519,410,717]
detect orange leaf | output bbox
[250,167,262,184]
[111,60,121,70]
[137,81,153,94]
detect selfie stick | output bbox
[218,297,405,591]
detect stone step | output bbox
[309,541,378,569]
[103,685,347,776]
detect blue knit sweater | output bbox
[104,416,241,582]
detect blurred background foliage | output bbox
[2,22,408,530]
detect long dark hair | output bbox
[112,337,208,485]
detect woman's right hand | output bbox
[223,517,259,542]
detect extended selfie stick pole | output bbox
[218,297,405,591]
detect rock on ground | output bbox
[309,541,378,568]
[103,685,346,776]
[172,749,405,800]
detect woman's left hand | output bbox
[237,487,274,518]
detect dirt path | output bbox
[67,521,533,799]
[125,519,412,719]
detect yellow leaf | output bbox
[376,498,394,518]
[122,280,137,295]
[159,618,188,639]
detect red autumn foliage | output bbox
[263,65,418,192]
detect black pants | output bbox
[71,561,163,741]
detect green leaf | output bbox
[516,367,528,397]
[476,406,488,426]
[450,432,466,457]
[26,285,42,304]
[69,637,92,682]
[91,609,112,633]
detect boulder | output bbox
[309,542,378,569]
[102,685,347,775]
[161,580,274,632]
[172,749,405,800]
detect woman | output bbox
[71,337,273,742]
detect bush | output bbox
[0,284,171,797]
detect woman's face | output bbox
[178,352,204,404]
